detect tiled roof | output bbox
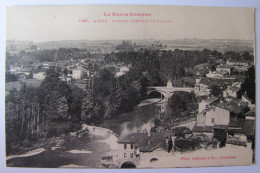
[244,109,255,117]
[117,132,171,152]
[192,125,213,133]
[228,86,240,93]
[204,96,218,104]
[228,118,244,128]
[242,93,253,103]
[200,77,227,87]
[217,65,232,68]
[213,125,228,129]
[241,119,255,136]
[217,100,247,114]
[227,119,255,136]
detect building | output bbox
[223,86,241,98]
[242,93,254,109]
[194,78,211,96]
[33,72,46,80]
[198,96,219,113]
[216,65,233,75]
[244,109,255,120]
[205,71,224,79]
[193,106,230,139]
[113,132,173,168]
[72,68,83,79]
[226,118,255,147]
[115,66,130,77]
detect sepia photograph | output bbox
[5,5,256,169]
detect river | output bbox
[6,100,162,168]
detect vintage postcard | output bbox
[5,5,255,168]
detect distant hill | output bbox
[6,39,254,53]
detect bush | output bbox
[174,138,200,151]
[172,127,191,138]
[47,128,58,138]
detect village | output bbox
[98,56,255,168]
[5,40,255,168]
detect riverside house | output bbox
[113,132,173,168]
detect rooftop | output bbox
[204,96,218,104]
[227,119,255,136]
[242,93,253,103]
[192,125,213,133]
[227,86,240,93]
[244,109,255,117]
[117,132,171,152]
[217,100,248,114]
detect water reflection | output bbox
[98,104,161,137]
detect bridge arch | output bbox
[147,90,166,100]
[120,161,137,168]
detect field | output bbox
[5,79,42,95]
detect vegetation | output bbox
[241,66,255,103]
[5,46,255,155]
[6,72,18,82]
[165,92,198,122]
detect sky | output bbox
[6,5,255,42]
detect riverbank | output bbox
[6,124,119,163]
[138,98,162,107]
[82,124,119,150]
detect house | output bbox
[198,96,219,113]
[113,132,173,168]
[242,93,254,108]
[226,118,255,147]
[244,109,255,120]
[232,82,242,89]
[194,78,211,96]
[223,86,241,98]
[193,106,230,139]
[72,68,83,79]
[115,66,130,77]
[206,71,224,79]
[217,99,248,117]
[216,65,233,75]
[33,72,46,80]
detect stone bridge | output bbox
[148,86,194,101]
[113,157,140,168]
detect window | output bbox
[131,144,134,149]
[124,153,127,158]
[130,153,133,158]
[212,118,215,123]
[124,144,127,149]
[135,146,138,150]
[203,112,206,115]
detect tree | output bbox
[242,66,255,103]
[57,96,70,121]
[81,90,95,122]
[210,85,223,98]
[165,92,198,121]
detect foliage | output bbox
[5,69,84,154]
[165,92,198,121]
[241,66,255,103]
[6,72,18,82]
[174,138,200,151]
[172,127,192,138]
[209,85,223,98]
